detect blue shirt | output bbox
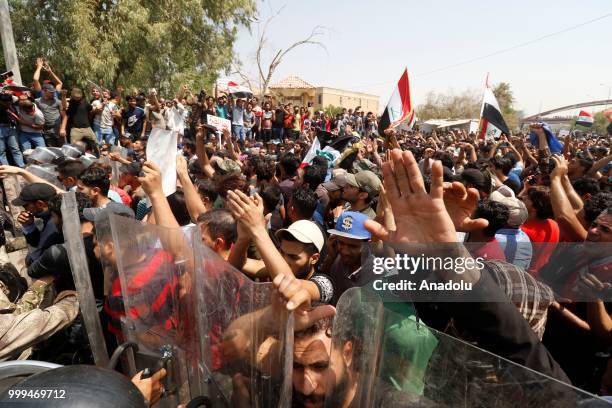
[495,228,533,270]
[216,105,228,119]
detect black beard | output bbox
[325,371,350,408]
[294,263,312,280]
[292,372,350,408]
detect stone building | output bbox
[268,75,379,113]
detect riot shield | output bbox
[109,145,127,187]
[372,303,612,407]
[192,229,294,407]
[60,192,109,366]
[106,214,201,406]
[26,146,62,164]
[27,164,64,190]
[323,287,385,408]
[61,144,83,158]
[106,214,294,407]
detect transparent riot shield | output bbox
[372,303,612,408]
[106,213,294,407]
[106,214,201,406]
[192,232,295,408]
[62,144,83,158]
[109,145,127,187]
[26,146,62,164]
[323,287,385,408]
[60,192,109,366]
[26,164,64,190]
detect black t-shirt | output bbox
[203,108,216,124]
[0,99,17,126]
[273,109,285,128]
[122,106,145,135]
[27,234,104,301]
[67,99,92,128]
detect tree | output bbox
[3,0,256,95]
[492,82,519,131]
[417,89,481,121]
[574,111,610,135]
[323,105,343,117]
[254,5,327,98]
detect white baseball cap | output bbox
[276,220,324,252]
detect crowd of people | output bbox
[0,58,611,406]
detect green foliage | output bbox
[4,0,256,96]
[492,82,518,131]
[573,111,609,135]
[323,104,343,117]
[416,89,481,121]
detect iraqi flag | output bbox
[217,78,253,99]
[378,68,413,136]
[576,110,594,127]
[300,136,342,168]
[479,83,510,140]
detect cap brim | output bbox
[276,229,322,252]
[322,182,341,192]
[11,197,26,207]
[326,229,369,240]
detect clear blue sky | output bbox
[233,0,612,116]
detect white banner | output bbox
[207,114,231,150]
[207,114,231,132]
[146,127,177,197]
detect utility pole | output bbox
[0,0,22,85]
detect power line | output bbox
[415,12,611,77]
[351,12,612,89]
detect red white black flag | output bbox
[479,74,510,140]
[378,68,413,135]
[576,110,594,127]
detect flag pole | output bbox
[477,72,489,140]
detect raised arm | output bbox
[32,58,44,92]
[226,190,293,280]
[587,152,612,177]
[195,126,215,178]
[43,62,63,91]
[0,166,64,193]
[176,155,207,222]
[549,155,587,241]
[561,174,584,212]
[562,135,573,159]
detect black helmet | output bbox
[0,365,146,407]
[0,263,27,304]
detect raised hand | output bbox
[364,149,456,244]
[138,161,163,197]
[443,182,489,232]
[550,154,568,179]
[176,154,189,178]
[226,190,266,236]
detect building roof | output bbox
[269,75,315,89]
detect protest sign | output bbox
[146,127,177,196]
[207,114,231,149]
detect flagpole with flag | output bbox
[378,68,414,136]
[478,73,510,141]
[575,110,594,128]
